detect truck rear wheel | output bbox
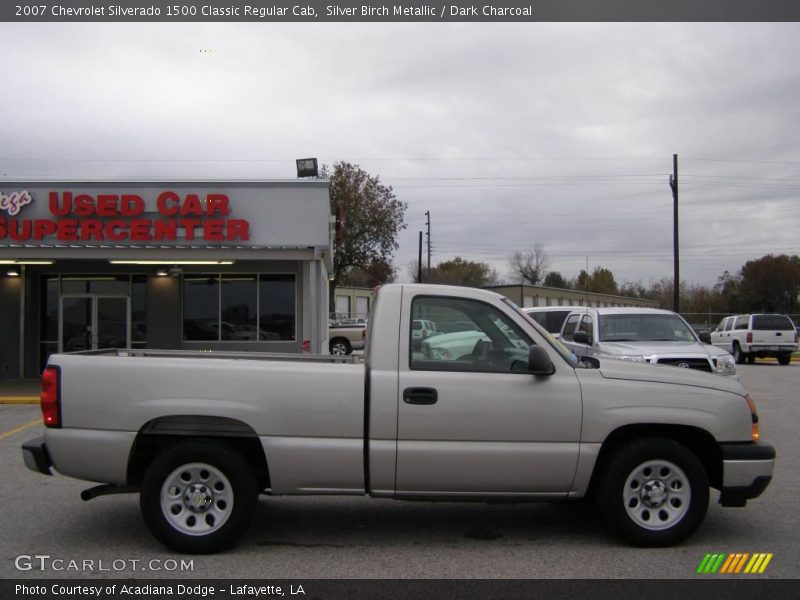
[140,440,257,554]
[597,438,708,547]
[330,338,352,355]
[777,353,792,365]
[732,343,746,364]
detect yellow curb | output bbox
[0,396,39,404]
[0,418,41,440]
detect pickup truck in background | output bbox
[328,322,366,355]
[559,307,737,377]
[22,284,774,554]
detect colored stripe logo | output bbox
[697,553,773,574]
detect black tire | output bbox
[732,343,746,364]
[329,338,352,355]
[596,438,709,547]
[140,440,257,554]
[777,353,792,365]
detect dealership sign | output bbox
[0,190,34,217]
[0,190,250,242]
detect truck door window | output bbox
[410,296,533,373]
[561,314,580,342]
[578,315,593,344]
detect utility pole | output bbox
[417,231,423,283]
[669,153,680,313]
[425,210,431,273]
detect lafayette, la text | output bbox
[16,584,306,597]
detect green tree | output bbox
[589,267,618,295]
[423,257,499,287]
[543,271,568,288]
[322,162,407,286]
[738,254,800,312]
[343,258,396,288]
[571,266,618,295]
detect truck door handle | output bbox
[403,387,438,405]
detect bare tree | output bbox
[508,244,551,285]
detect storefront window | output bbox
[183,276,220,341]
[260,274,296,341]
[61,276,130,294]
[183,274,296,342]
[132,275,147,345]
[41,277,59,342]
[221,275,257,340]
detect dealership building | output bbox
[0,179,334,380]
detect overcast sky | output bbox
[1,22,798,287]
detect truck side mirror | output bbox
[573,331,590,345]
[698,331,712,344]
[528,346,556,376]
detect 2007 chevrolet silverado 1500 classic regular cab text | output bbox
[22,284,775,554]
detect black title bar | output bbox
[3,0,800,22]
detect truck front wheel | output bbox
[140,440,257,554]
[597,438,709,547]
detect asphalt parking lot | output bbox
[0,362,797,580]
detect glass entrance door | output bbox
[60,295,130,352]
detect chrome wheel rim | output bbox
[161,462,233,536]
[331,342,348,355]
[623,459,690,531]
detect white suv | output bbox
[710,314,797,365]
[411,319,438,347]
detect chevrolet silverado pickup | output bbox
[22,284,775,554]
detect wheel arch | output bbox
[586,423,722,498]
[127,415,270,491]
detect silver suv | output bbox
[711,314,797,365]
[560,307,737,377]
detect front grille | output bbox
[656,358,713,372]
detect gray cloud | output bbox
[1,22,798,286]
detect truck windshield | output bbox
[599,314,697,342]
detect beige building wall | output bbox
[331,286,374,322]
[486,284,659,310]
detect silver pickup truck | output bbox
[22,284,774,554]
[560,307,737,377]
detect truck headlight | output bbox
[715,354,737,375]
[616,354,646,363]
[432,347,452,360]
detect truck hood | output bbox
[598,340,714,357]
[594,357,746,395]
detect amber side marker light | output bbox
[40,367,61,428]
[745,394,759,441]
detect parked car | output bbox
[710,314,798,365]
[560,307,737,377]
[441,320,479,333]
[329,323,366,355]
[523,306,574,338]
[421,329,490,360]
[23,284,773,553]
[411,319,438,347]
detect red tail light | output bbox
[746,332,753,344]
[40,366,61,428]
